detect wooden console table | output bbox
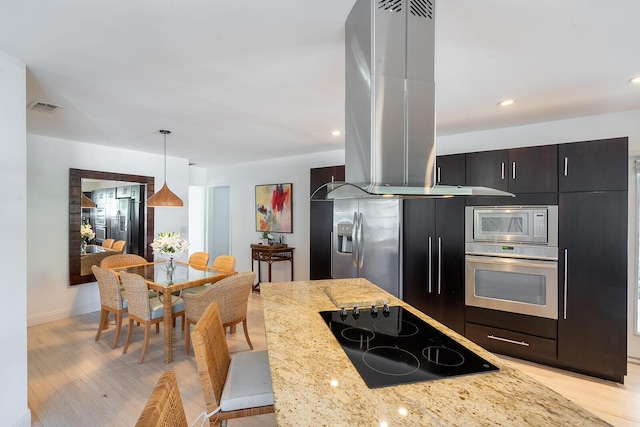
[250,244,294,292]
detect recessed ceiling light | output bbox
[498,99,515,107]
[331,130,342,136]
[630,76,640,84]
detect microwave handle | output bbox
[563,248,568,319]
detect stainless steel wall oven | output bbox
[465,206,559,319]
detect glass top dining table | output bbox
[113,261,234,363]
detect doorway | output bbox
[207,185,230,260]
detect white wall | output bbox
[0,51,30,426]
[26,135,190,326]
[207,149,344,283]
[437,109,640,359]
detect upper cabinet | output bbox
[558,137,628,192]
[310,165,345,198]
[465,150,509,191]
[435,154,465,186]
[508,145,558,193]
[466,145,558,194]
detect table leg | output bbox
[161,290,173,364]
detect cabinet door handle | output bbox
[437,166,441,184]
[564,157,568,176]
[501,162,505,180]
[437,237,442,295]
[487,335,530,347]
[331,175,335,182]
[512,161,516,180]
[564,248,568,320]
[428,236,432,293]
[330,231,334,278]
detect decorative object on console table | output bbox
[256,183,292,233]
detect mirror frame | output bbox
[69,168,155,285]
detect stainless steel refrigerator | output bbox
[332,198,401,297]
[109,196,143,254]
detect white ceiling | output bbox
[1,0,639,168]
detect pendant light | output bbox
[81,193,97,209]
[147,129,184,207]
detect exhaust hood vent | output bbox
[28,101,63,113]
[378,0,402,12]
[410,0,433,19]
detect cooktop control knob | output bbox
[383,304,390,317]
[352,306,360,320]
[371,305,378,318]
[340,307,347,321]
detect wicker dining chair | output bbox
[191,302,274,427]
[112,240,127,252]
[212,255,236,273]
[189,252,210,267]
[120,272,185,364]
[183,271,255,355]
[92,265,128,348]
[100,253,148,269]
[135,370,188,427]
[102,238,115,249]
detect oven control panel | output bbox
[465,242,558,260]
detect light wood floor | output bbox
[28,293,640,426]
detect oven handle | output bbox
[465,255,558,269]
[487,334,530,347]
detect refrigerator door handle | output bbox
[352,212,358,268]
[358,212,364,268]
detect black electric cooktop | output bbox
[320,306,499,389]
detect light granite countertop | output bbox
[260,278,609,426]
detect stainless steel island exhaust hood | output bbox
[318,0,513,199]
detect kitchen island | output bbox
[261,278,608,426]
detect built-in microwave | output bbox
[465,206,558,246]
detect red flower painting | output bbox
[255,183,292,233]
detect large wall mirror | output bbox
[69,168,155,285]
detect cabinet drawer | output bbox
[466,322,557,361]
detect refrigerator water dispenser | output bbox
[337,223,353,253]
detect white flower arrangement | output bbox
[81,223,95,242]
[150,232,190,257]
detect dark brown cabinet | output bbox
[310,165,345,280]
[403,197,466,334]
[558,137,628,192]
[508,145,557,193]
[435,154,465,185]
[465,150,509,191]
[557,190,628,383]
[465,145,557,194]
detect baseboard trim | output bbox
[27,302,100,327]
[10,409,31,427]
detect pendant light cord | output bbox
[160,129,171,183]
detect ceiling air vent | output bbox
[410,0,433,19]
[378,0,402,12]
[28,101,63,113]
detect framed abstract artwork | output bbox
[255,183,293,233]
